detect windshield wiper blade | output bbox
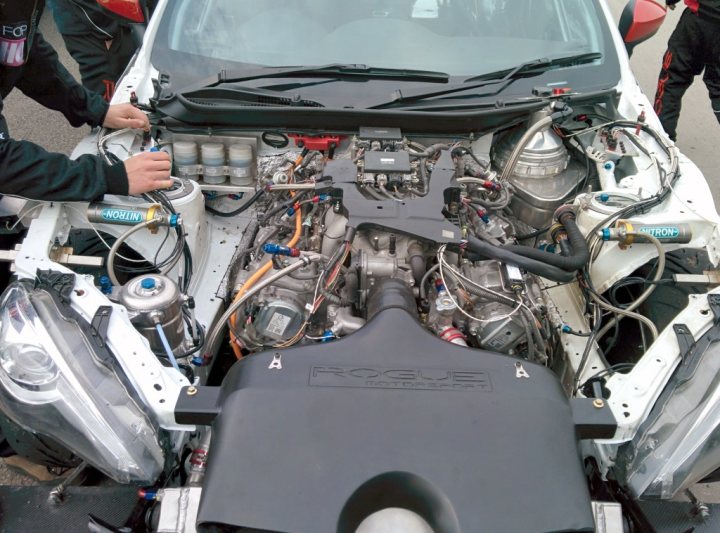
[180,63,449,93]
[176,86,325,108]
[361,52,602,109]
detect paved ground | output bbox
[2,0,720,505]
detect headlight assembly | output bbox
[617,320,720,499]
[0,281,164,483]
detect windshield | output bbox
[155,0,607,79]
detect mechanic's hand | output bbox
[103,103,150,131]
[124,151,173,195]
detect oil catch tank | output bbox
[118,275,185,354]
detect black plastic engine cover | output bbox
[198,309,594,532]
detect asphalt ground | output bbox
[2,0,720,505]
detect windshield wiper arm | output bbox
[361,52,602,109]
[180,63,449,93]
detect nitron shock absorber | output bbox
[87,203,179,228]
[599,220,692,246]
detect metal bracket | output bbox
[49,461,87,504]
[673,324,695,362]
[0,246,104,269]
[268,353,282,370]
[90,306,113,349]
[35,270,75,304]
[686,488,711,523]
[514,362,529,379]
[709,294,720,324]
[673,271,720,286]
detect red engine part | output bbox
[289,134,343,151]
[439,327,468,347]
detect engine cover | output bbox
[196,309,594,532]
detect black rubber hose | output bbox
[500,209,589,272]
[463,236,576,283]
[515,225,551,241]
[407,243,426,286]
[205,188,265,217]
[260,191,309,223]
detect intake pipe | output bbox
[463,237,576,283]
[500,206,590,273]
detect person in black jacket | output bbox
[0,1,171,202]
[49,0,151,101]
[654,0,720,141]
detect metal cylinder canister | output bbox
[87,204,160,226]
[117,275,185,354]
[601,221,693,245]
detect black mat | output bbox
[640,500,720,532]
[0,485,139,532]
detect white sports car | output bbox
[2,1,719,531]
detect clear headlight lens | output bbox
[618,330,720,499]
[0,343,59,390]
[0,282,164,483]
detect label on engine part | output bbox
[309,366,492,391]
[638,226,680,240]
[177,164,201,176]
[100,208,144,224]
[203,165,226,177]
[229,166,252,178]
[266,312,291,337]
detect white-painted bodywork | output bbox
[6,0,720,493]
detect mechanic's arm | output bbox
[15,30,110,127]
[16,28,152,131]
[0,135,172,201]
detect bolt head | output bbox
[593,398,605,409]
[187,386,198,396]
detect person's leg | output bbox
[654,10,704,141]
[700,20,720,127]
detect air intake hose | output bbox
[463,237,576,283]
[367,279,418,320]
[500,207,589,273]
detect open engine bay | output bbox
[3,92,720,529]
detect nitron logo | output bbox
[639,226,680,239]
[100,209,144,223]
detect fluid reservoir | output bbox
[228,144,254,186]
[118,275,185,354]
[201,143,227,185]
[173,141,199,181]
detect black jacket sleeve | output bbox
[15,30,109,128]
[0,137,129,201]
[0,26,130,202]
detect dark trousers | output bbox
[60,26,136,101]
[654,9,720,141]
